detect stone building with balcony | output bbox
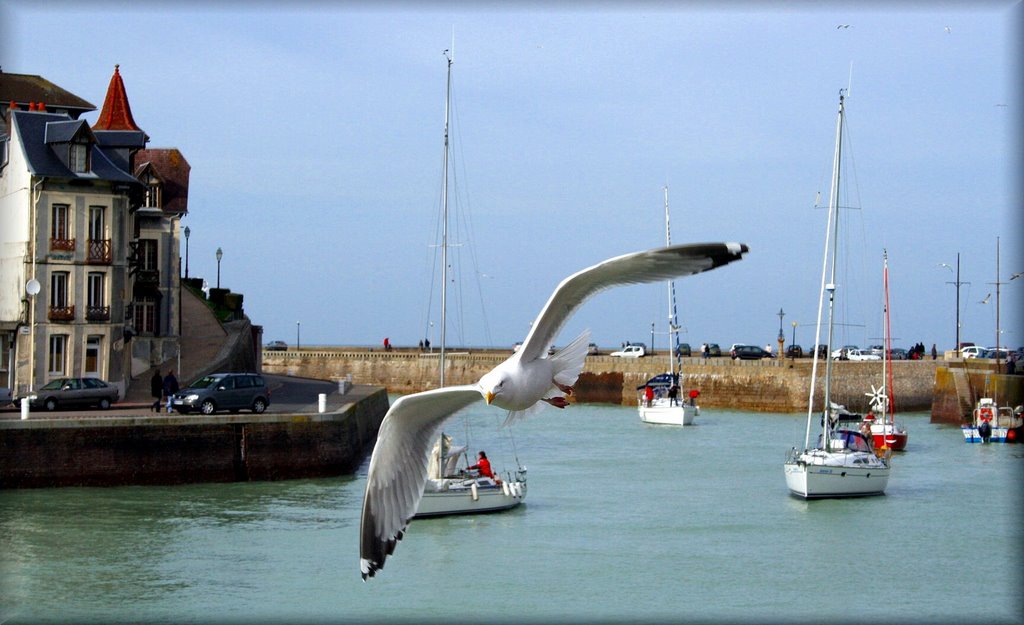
[0,66,189,397]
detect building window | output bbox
[51,272,69,307]
[84,336,102,376]
[49,272,74,321]
[87,206,112,264]
[48,335,68,375]
[144,180,162,208]
[50,204,75,251]
[134,296,157,334]
[70,142,89,173]
[87,273,109,321]
[139,239,158,271]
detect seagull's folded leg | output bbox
[543,397,570,408]
[554,381,574,396]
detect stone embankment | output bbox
[0,385,388,489]
[262,349,942,414]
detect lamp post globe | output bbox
[183,226,191,279]
[215,247,223,289]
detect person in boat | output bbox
[859,419,874,447]
[668,383,679,406]
[644,385,655,407]
[467,451,494,479]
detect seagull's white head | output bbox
[478,367,510,406]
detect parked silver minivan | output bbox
[171,373,270,415]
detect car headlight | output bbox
[185,394,199,401]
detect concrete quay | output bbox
[0,383,388,489]
[262,348,944,414]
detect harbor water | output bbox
[1,401,1021,624]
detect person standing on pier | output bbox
[150,370,163,413]
[163,370,179,413]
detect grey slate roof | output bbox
[0,71,96,119]
[43,119,91,144]
[11,110,140,184]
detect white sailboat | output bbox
[638,186,699,426]
[414,49,527,517]
[784,90,891,499]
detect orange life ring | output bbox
[979,407,993,422]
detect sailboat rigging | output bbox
[961,237,1023,443]
[859,250,908,450]
[783,90,891,499]
[415,49,527,517]
[637,186,700,426]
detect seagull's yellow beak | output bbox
[485,391,495,405]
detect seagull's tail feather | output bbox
[502,403,546,426]
[502,329,591,427]
[550,329,591,387]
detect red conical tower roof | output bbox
[92,64,142,131]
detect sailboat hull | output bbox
[639,399,697,426]
[870,423,908,451]
[784,451,890,499]
[414,479,527,518]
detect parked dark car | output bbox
[706,343,722,357]
[806,345,828,359]
[265,340,288,351]
[22,377,119,411]
[786,345,804,358]
[889,348,908,360]
[731,345,775,360]
[171,373,271,415]
[1,386,14,407]
[675,343,692,357]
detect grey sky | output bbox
[3,2,1020,351]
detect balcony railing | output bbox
[87,239,112,264]
[135,269,159,285]
[50,237,76,252]
[86,306,111,321]
[48,305,75,322]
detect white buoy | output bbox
[470,482,479,501]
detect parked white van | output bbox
[960,345,984,359]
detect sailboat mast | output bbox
[439,50,452,386]
[664,186,678,377]
[821,93,846,449]
[995,236,1001,368]
[804,91,845,449]
[883,250,894,423]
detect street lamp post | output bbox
[791,320,798,353]
[941,254,968,350]
[215,247,223,289]
[651,322,655,355]
[296,321,301,351]
[183,226,190,279]
[777,308,786,358]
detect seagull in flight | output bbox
[979,293,991,304]
[1009,272,1022,281]
[359,242,749,579]
[837,24,851,29]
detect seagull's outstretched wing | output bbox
[360,385,481,580]
[517,242,748,362]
